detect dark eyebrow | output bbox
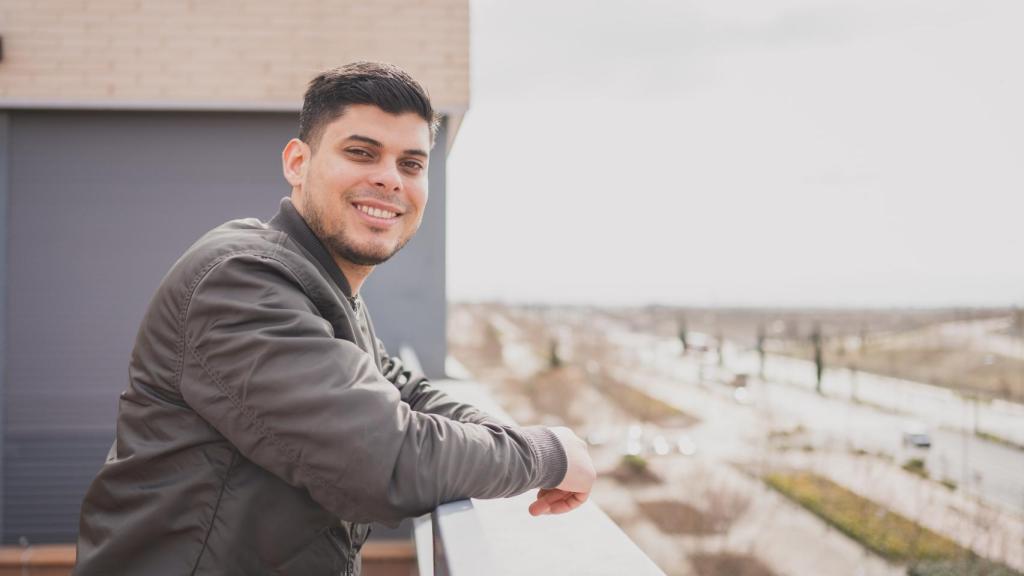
[345,134,428,159]
[345,134,383,148]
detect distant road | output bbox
[610,329,1024,516]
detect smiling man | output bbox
[73,62,595,576]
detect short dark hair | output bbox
[299,61,439,152]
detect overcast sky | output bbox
[446,0,1023,307]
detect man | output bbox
[74,62,595,576]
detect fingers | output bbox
[528,489,590,516]
[547,491,588,514]
[535,488,566,504]
[528,489,562,516]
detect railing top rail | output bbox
[420,380,666,576]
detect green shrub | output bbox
[622,454,648,473]
[902,458,928,478]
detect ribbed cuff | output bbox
[522,426,568,489]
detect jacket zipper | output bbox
[326,531,353,576]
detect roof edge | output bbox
[0,99,469,153]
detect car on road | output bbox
[902,422,932,448]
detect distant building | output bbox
[0,0,467,544]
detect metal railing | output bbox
[414,380,666,576]
[414,499,495,576]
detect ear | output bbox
[282,138,310,188]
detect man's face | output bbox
[289,104,431,268]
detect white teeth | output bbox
[356,204,396,219]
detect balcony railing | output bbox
[416,380,665,576]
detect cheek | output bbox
[410,183,428,213]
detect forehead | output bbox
[320,104,431,153]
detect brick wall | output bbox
[0,0,469,112]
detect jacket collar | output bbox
[268,197,354,298]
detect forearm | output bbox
[383,410,566,519]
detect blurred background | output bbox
[451,1,1024,574]
[0,0,1021,575]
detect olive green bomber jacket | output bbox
[73,198,567,576]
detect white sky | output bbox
[446,0,1024,307]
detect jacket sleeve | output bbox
[377,339,506,426]
[178,254,567,525]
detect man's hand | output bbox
[529,427,595,516]
[528,488,588,516]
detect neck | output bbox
[280,195,369,299]
[335,258,373,296]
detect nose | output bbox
[370,164,402,192]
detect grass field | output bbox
[764,470,963,563]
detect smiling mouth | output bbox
[353,203,400,219]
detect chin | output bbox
[330,227,413,267]
[346,243,404,267]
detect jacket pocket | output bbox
[275,529,349,576]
